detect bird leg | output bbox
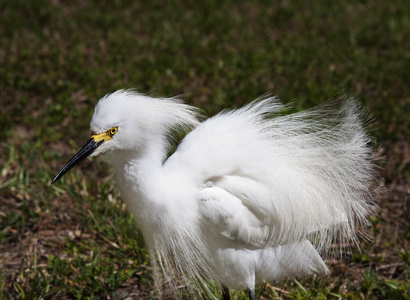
[248,288,255,300]
[221,285,230,300]
[221,286,255,300]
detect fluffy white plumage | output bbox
[53,89,376,299]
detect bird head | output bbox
[52,89,200,184]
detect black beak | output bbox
[52,138,104,184]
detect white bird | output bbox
[52,90,375,299]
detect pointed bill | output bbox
[52,138,104,184]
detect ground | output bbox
[0,0,409,299]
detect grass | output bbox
[0,0,409,299]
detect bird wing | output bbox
[164,96,374,248]
[198,183,273,246]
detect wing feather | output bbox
[165,96,376,249]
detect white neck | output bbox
[110,135,169,229]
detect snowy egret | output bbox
[53,90,376,299]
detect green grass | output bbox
[1,0,409,299]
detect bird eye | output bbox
[109,127,118,136]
